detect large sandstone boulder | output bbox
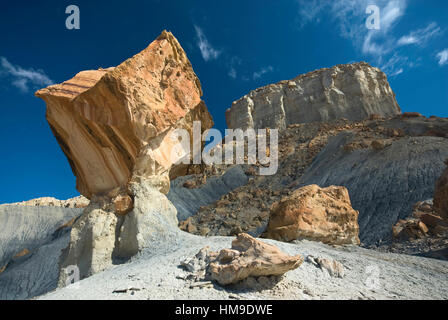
[264,185,360,245]
[35,31,214,283]
[36,30,213,199]
[226,62,401,130]
[434,159,448,221]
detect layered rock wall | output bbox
[226,62,401,130]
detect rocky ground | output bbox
[38,232,448,300]
[177,115,448,246]
[2,31,448,301]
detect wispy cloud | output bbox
[380,54,408,76]
[0,57,53,92]
[194,25,221,62]
[253,66,274,80]
[436,49,448,66]
[297,0,424,77]
[227,56,242,79]
[398,22,441,46]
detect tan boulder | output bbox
[434,159,448,221]
[35,30,213,201]
[208,233,303,285]
[264,185,360,245]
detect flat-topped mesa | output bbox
[226,62,401,130]
[36,30,213,200]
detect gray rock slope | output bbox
[0,205,82,300]
[299,132,448,245]
[167,165,248,221]
[38,234,448,300]
[0,233,71,300]
[0,205,82,266]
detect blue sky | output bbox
[0,0,447,203]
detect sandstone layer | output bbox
[226,62,401,130]
[264,185,360,245]
[36,30,213,200]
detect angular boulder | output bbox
[208,233,303,285]
[35,31,214,283]
[226,62,401,130]
[36,30,213,199]
[264,185,360,245]
[434,159,448,221]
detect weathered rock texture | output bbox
[36,30,213,199]
[264,185,360,245]
[226,62,401,130]
[34,31,213,283]
[181,234,303,286]
[208,234,303,285]
[434,160,448,221]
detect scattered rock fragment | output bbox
[307,256,345,278]
[180,234,303,287]
[393,219,429,240]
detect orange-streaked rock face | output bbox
[36,31,213,199]
[264,184,360,245]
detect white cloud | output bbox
[227,56,242,79]
[253,66,274,80]
[296,0,407,56]
[228,67,237,79]
[194,25,221,62]
[436,49,448,66]
[380,54,408,77]
[295,0,420,77]
[398,22,441,46]
[0,57,53,92]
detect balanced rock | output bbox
[434,159,448,221]
[226,62,401,130]
[36,30,213,200]
[264,185,360,245]
[35,31,213,283]
[208,233,303,285]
